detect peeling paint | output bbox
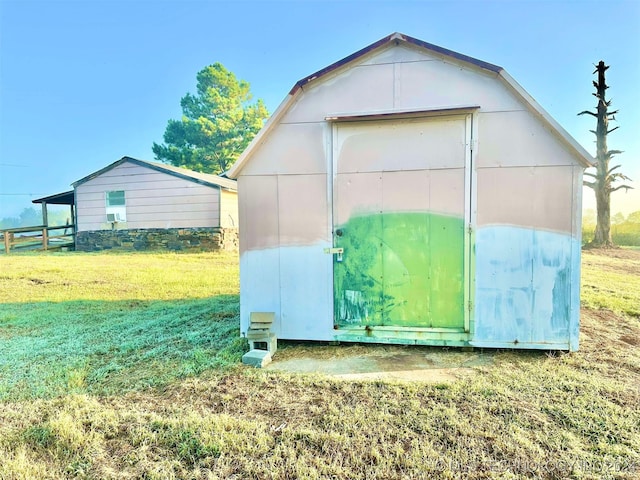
[334,212,465,329]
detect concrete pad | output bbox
[265,347,494,383]
[242,349,272,368]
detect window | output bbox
[106,190,126,222]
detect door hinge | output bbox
[468,224,473,234]
[467,300,473,312]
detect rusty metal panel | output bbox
[282,63,394,124]
[476,166,574,235]
[241,122,328,176]
[394,60,522,112]
[476,111,579,168]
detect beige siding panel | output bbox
[359,43,440,66]
[476,166,574,234]
[382,170,430,213]
[335,172,382,226]
[380,169,465,217]
[126,202,218,215]
[76,194,216,209]
[277,174,328,246]
[476,111,577,168]
[241,122,328,176]
[220,189,239,228]
[336,116,466,173]
[282,63,395,123]
[77,179,210,194]
[572,165,584,240]
[76,164,221,231]
[430,169,465,216]
[238,175,279,252]
[395,60,522,112]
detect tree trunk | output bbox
[589,61,614,247]
[593,180,612,246]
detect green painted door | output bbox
[333,116,468,330]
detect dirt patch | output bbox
[582,249,640,276]
[582,247,640,261]
[265,345,494,383]
[620,335,639,346]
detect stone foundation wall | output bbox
[75,227,238,252]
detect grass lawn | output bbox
[0,249,639,479]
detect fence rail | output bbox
[1,224,75,254]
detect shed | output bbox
[73,156,238,251]
[228,33,592,351]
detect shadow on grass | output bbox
[0,295,247,401]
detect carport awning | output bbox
[32,191,74,205]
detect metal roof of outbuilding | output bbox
[32,191,75,205]
[72,156,237,191]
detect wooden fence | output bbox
[1,224,75,254]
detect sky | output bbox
[1,0,639,220]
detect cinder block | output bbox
[247,333,278,355]
[242,349,272,368]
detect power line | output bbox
[0,193,50,196]
[0,163,32,167]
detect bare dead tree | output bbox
[579,61,632,247]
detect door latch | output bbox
[324,247,344,262]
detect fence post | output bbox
[3,231,9,254]
[42,228,48,251]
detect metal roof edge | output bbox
[31,190,75,205]
[71,157,130,187]
[290,32,502,95]
[226,91,299,179]
[497,71,595,168]
[72,156,237,190]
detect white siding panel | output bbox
[278,243,333,340]
[476,111,577,168]
[241,122,328,176]
[282,63,395,123]
[395,60,522,112]
[239,248,282,337]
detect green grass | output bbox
[0,251,244,400]
[581,250,640,316]
[1,249,639,479]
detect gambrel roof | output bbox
[228,32,593,177]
